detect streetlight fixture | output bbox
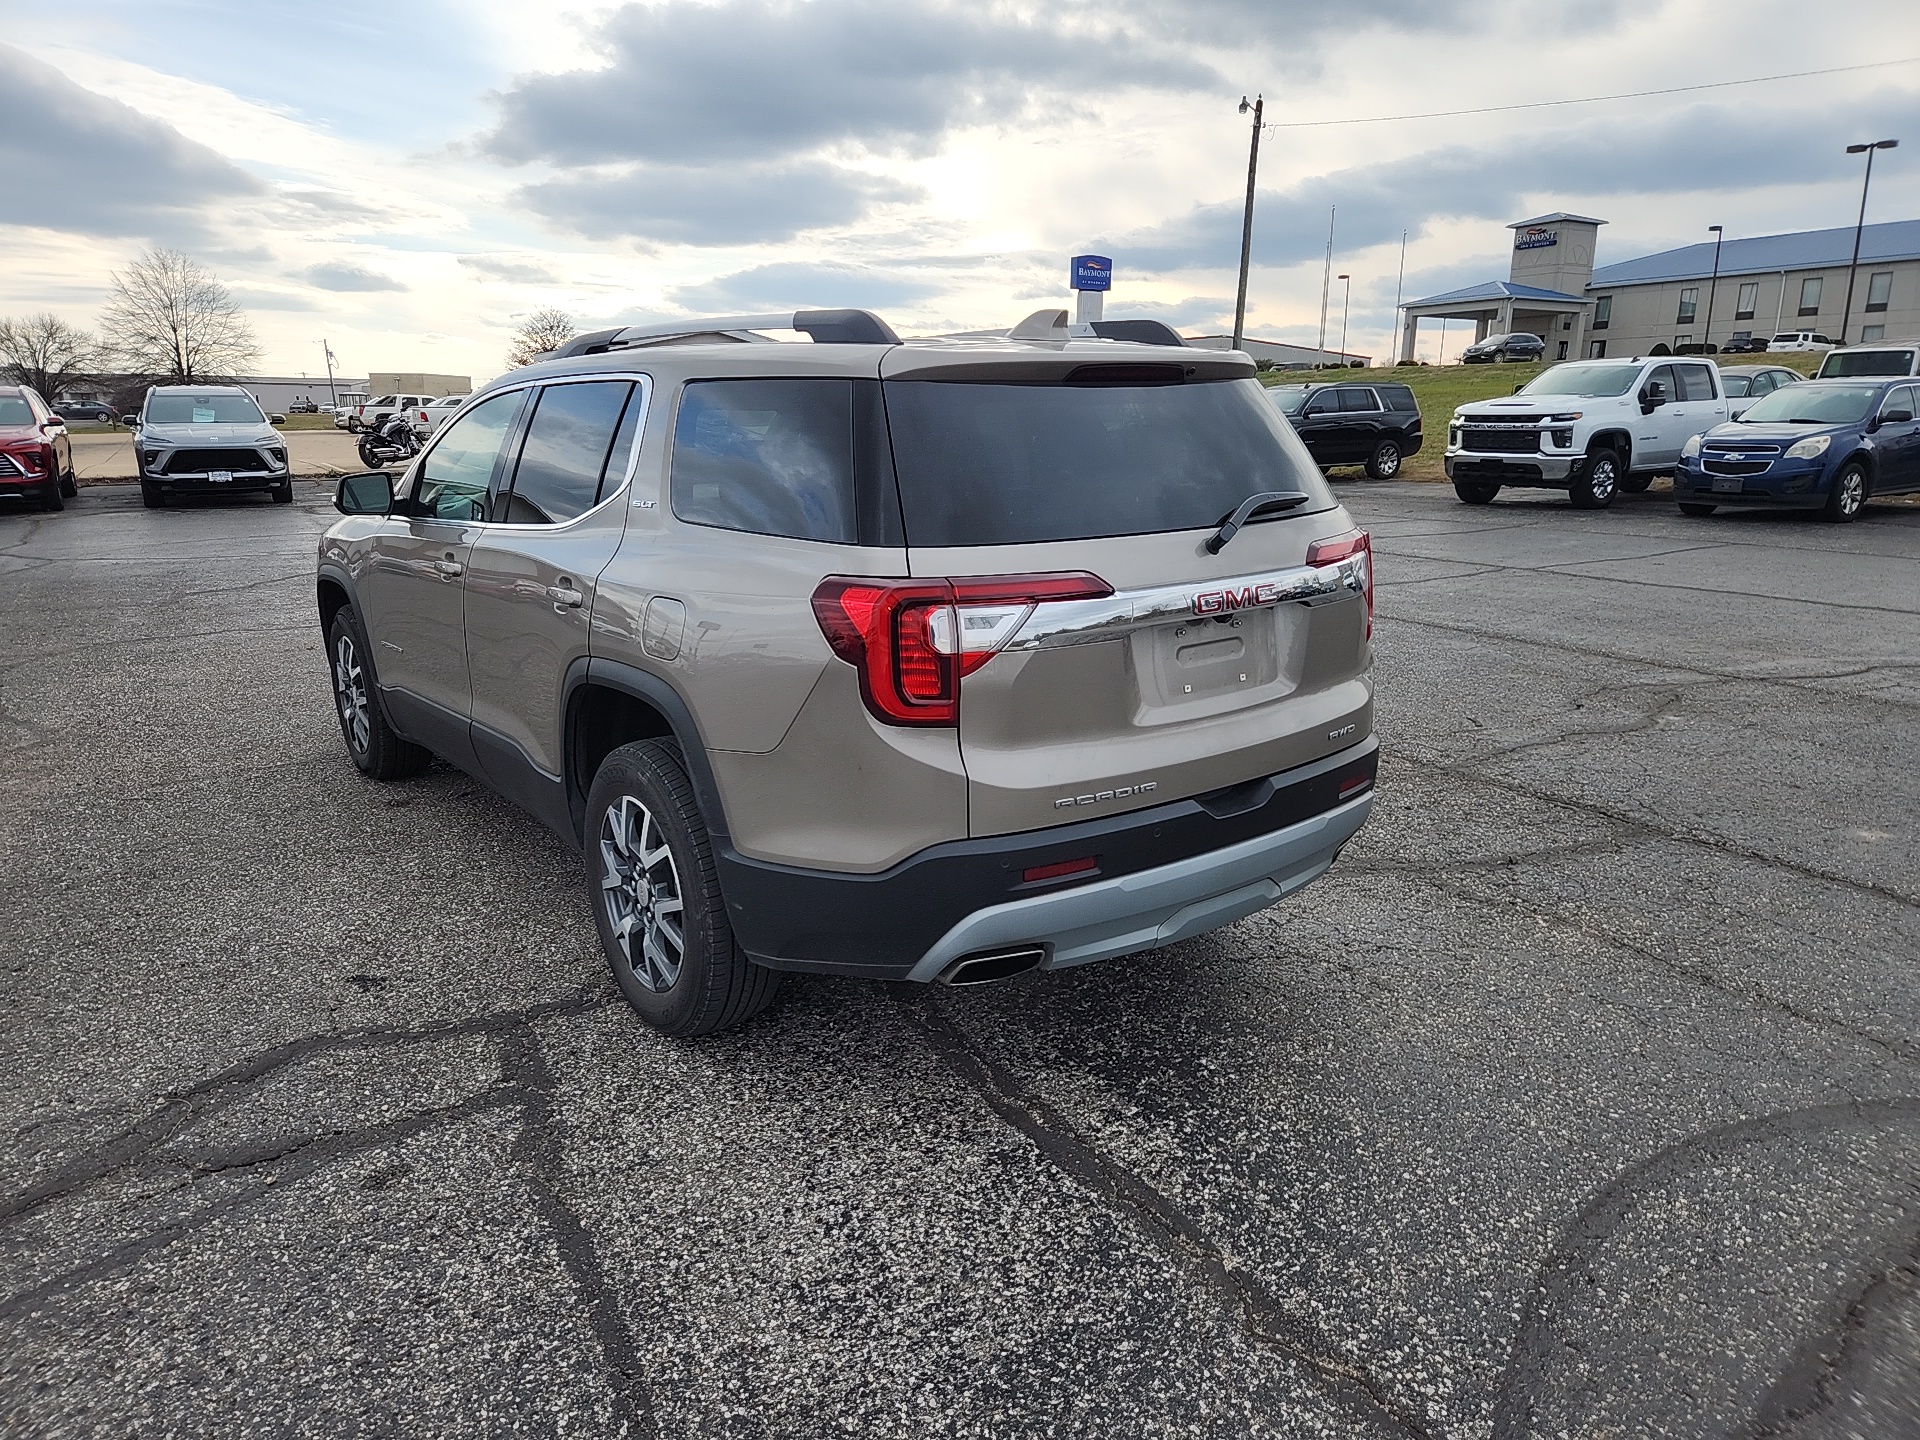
[1232,95,1264,352]
[1336,274,1351,368]
[1702,225,1723,352]
[1839,138,1898,345]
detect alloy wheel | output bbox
[332,634,371,753]
[1839,470,1865,518]
[600,796,685,993]
[1590,457,1617,502]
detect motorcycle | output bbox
[356,411,421,469]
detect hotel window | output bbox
[1587,339,1606,358]
[1561,316,1573,331]
[1735,282,1758,320]
[1798,277,1822,316]
[1866,272,1892,312]
[1592,295,1611,330]
[1862,325,1886,343]
[1675,288,1699,326]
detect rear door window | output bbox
[883,373,1333,546]
[1677,363,1718,401]
[501,380,635,524]
[1339,388,1380,412]
[671,378,856,544]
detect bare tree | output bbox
[0,313,105,401]
[100,248,260,383]
[506,307,578,369]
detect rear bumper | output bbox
[721,738,1378,981]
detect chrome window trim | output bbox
[1002,557,1365,653]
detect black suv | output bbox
[1271,381,1423,478]
[1460,332,1546,364]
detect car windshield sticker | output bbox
[192,406,216,423]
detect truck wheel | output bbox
[1570,446,1620,509]
[1365,438,1403,480]
[327,606,431,781]
[1454,479,1500,505]
[1619,474,1653,493]
[587,740,781,1038]
[1678,503,1717,517]
[1822,462,1867,523]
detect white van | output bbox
[1767,331,1836,353]
[1815,341,1920,379]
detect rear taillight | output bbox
[813,572,1111,727]
[1306,529,1372,639]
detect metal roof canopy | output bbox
[1402,279,1592,314]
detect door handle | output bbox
[434,558,463,578]
[546,583,585,608]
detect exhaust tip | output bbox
[939,946,1047,987]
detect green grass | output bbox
[1261,350,1829,481]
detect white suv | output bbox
[1446,356,1729,509]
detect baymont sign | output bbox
[1515,226,1558,250]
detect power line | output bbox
[1262,57,1920,129]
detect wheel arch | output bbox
[316,567,353,635]
[564,659,731,850]
[1587,429,1633,470]
[1837,448,1876,489]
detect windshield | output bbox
[1737,385,1879,426]
[1518,363,1642,398]
[0,397,35,426]
[1818,349,1916,378]
[1269,387,1310,415]
[145,393,265,425]
[884,374,1334,546]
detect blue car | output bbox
[1675,377,1920,522]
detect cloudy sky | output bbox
[3,0,1916,385]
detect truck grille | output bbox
[162,448,274,474]
[1461,427,1541,454]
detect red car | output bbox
[0,386,76,511]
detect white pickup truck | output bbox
[1445,356,1729,508]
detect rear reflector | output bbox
[813,572,1111,727]
[1021,855,1099,884]
[1306,529,1373,639]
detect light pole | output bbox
[1232,95,1263,352]
[1316,206,1336,368]
[1839,138,1898,345]
[1393,230,1406,367]
[1702,225,1723,352]
[1336,274,1351,367]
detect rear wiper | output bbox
[1205,490,1310,553]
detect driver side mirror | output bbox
[123,415,139,427]
[1880,409,1914,426]
[1640,381,1668,411]
[334,471,395,516]
[270,414,286,426]
[1512,383,1525,395]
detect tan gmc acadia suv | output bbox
[316,308,1378,1036]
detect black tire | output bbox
[356,437,380,468]
[1822,461,1867,523]
[346,416,363,433]
[1365,438,1403,480]
[40,481,64,512]
[326,605,431,781]
[140,479,164,509]
[59,466,78,498]
[1678,503,1717,517]
[1454,479,1500,505]
[1570,446,1620,509]
[1618,474,1653,494]
[586,739,781,1038]
[273,478,294,504]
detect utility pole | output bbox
[1336,274,1351,367]
[322,340,339,407]
[1838,138,1898,345]
[1393,230,1406,367]
[1316,206,1336,368]
[1232,95,1263,352]
[1702,225,1723,352]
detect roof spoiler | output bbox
[549,308,900,358]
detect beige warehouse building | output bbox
[1401,215,1920,361]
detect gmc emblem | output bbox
[1193,581,1285,616]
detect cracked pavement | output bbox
[2,479,1917,1438]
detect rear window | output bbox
[1818,349,1916,378]
[145,393,264,424]
[671,378,856,544]
[882,374,1334,547]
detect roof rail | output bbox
[549,308,899,359]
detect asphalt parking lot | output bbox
[3,479,1918,1439]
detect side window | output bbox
[1339,388,1378,412]
[412,390,523,521]
[1884,386,1916,419]
[1645,364,1677,399]
[1679,364,1717,401]
[1302,389,1338,416]
[501,380,634,525]
[370,394,396,409]
[1749,373,1774,396]
[671,378,855,544]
